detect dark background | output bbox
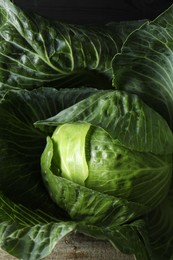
[14,0,173,24]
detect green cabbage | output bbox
[40,91,173,213]
[0,1,173,260]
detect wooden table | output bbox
[0,233,134,260]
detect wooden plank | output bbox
[0,233,134,259]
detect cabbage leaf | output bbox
[35,91,173,155]
[0,0,145,91]
[113,4,173,129]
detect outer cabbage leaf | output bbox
[0,192,76,260]
[0,87,97,213]
[35,90,173,155]
[145,182,173,260]
[107,19,147,43]
[77,220,152,260]
[112,4,173,129]
[0,0,146,91]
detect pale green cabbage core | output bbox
[51,123,90,185]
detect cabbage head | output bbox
[39,90,173,213]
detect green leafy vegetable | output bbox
[40,91,173,212]
[0,1,173,260]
